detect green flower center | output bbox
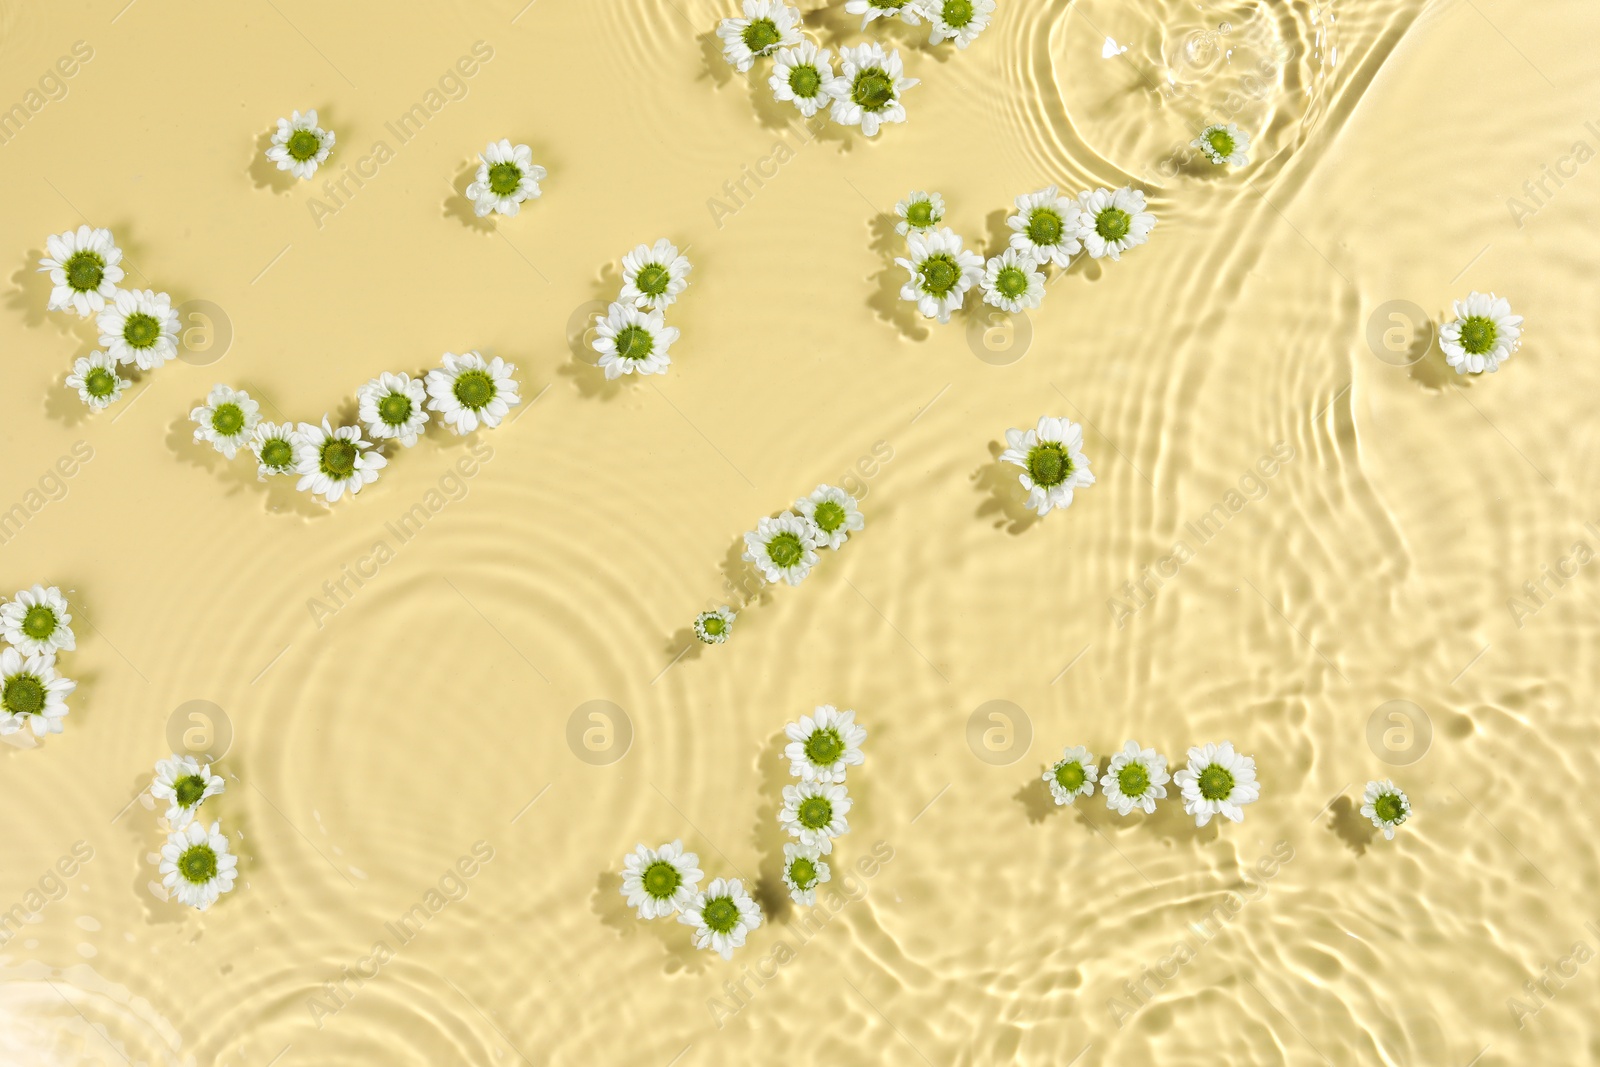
[453,370,495,410]
[1027,208,1063,247]
[743,18,781,54]
[905,200,937,228]
[286,129,322,162]
[64,250,105,292]
[918,254,960,297]
[870,0,906,7]
[1197,764,1234,801]
[211,403,245,438]
[634,264,671,297]
[487,162,522,196]
[701,615,727,636]
[1096,207,1132,242]
[1117,761,1150,798]
[852,69,895,111]
[702,896,740,934]
[797,796,833,830]
[804,728,845,766]
[789,64,822,98]
[178,844,218,885]
[942,0,975,28]
[2,675,45,717]
[767,532,804,569]
[174,774,209,809]
[1054,761,1086,792]
[22,606,58,641]
[615,325,654,362]
[321,439,358,479]
[1373,793,1406,824]
[641,860,681,900]
[1206,128,1236,157]
[124,313,161,349]
[812,500,847,533]
[260,438,294,469]
[84,367,117,399]
[1026,442,1071,488]
[378,392,413,426]
[1459,316,1498,355]
[788,858,818,890]
[995,266,1030,300]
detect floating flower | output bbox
[250,422,299,480]
[38,225,124,317]
[1043,745,1097,806]
[845,0,923,28]
[779,780,851,853]
[1441,292,1522,375]
[998,416,1095,517]
[190,384,261,460]
[826,43,918,138]
[0,647,75,738]
[98,288,180,370]
[465,139,546,218]
[1173,741,1260,826]
[743,512,820,586]
[980,249,1046,313]
[592,302,678,380]
[1193,123,1250,167]
[895,190,945,237]
[678,877,763,959]
[1102,741,1169,816]
[619,840,703,919]
[159,820,237,911]
[920,0,995,48]
[896,226,983,323]
[795,484,864,550]
[151,754,225,828]
[1007,186,1084,268]
[717,0,802,72]
[782,843,830,906]
[1,585,75,657]
[1360,779,1411,840]
[293,417,387,502]
[266,109,334,180]
[65,352,130,410]
[769,40,835,119]
[358,371,429,447]
[426,352,521,433]
[693,607,736,645]
[784,705,867,783]
[1073,186,1156,261]
[620,239,692,311]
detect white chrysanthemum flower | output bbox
[1360,779,1412,841]
[0,647,75,738]
[782,842,830,906]
[65,352,130,410]
[293,418,387,502]
[1173,742,1260,827]
[784,705,867,783]
[1102,741,1169,816]
[678,877,763,960]
[465,139,547,218]
[779,780,851,853]
[919,0,995,48]
[98,288,180,370]
[1193,123,1251,167]
[1043,745,1098,806]
[896,226,983,323]
[980,249,1047,313]
[426,352,521,433]
[357,371,429,447]
[620,239,692,310]
[151,754,225,828]
[717,0,802,72]
[795,484,864,550]
[619,840,703,919]
[1007,186,1085,268]
[998,416,1096,516]
[265,109,334,180]
[250,422,299,480]
[826,43,918,137]
[159,820,237,911]
[845,0,923,28]
[743,512,820,586]
[895,190,945,237]
[1073,186,1156,261]
[1,585,76,657]
[190,384,261,460]
[693,607,736,645]
[770,41,835,119]
[1441,292,1522,375]
[38,225,124,317]
[592,302,678,380]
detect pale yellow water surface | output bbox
[2,0,1598,1063]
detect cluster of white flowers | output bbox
[998,415,1095,518]
[742,484,866,591]
[847,0,996,49]
[1044,740,1260,827]
[591,240,692,380]
[0,585,79,743]
[189,354,520,503]
[619,841,760,961]
[150,754,237,910]
[778,705,867,906]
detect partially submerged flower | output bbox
[844,0,923,29]
[2,585,76,657]
[794,484,864,550]
[1102,741,1169,816]
[151,754,225,828]
[592,302,678,380]
[159,820,237,910]
[717,0,802,72]
[1172,741,1260,826]
[980,249,1046,314]
[778,780,851,852]
[250,422,300,480]
[358,371,430,447]
[265,109,334,180]
[426,352,521,433]
[998,416,1095,517]
[0,647,75,738]
[784,705,867,783]
[98,288,180,370]
[1440,292,1522,375]
[1360,779,1411,840]
[619,840,703,919]
[465,139,546,218]
[826,43,918,138]
[620,239,692,311]
[920,0,995,49]
[1007,186,1084,268]
[782,842,830,906]
[65,352,130,410]
[1043,745,1097,806]
[294,417,387,502]
[693,607,736,645]
[678,877,763,959]
[896,226,983,323]
[190,384,261,460]
[1193,123,1251,166]
[770,41,835,119]
[1073,186,1156,261]
[743,512,821,586]
[895,190,945,237]
[39,225,124,317]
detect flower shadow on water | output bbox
[557,265,629,402]
[44,358,101,430]
[750,729,795,926]
[972,441,1040,535]
[592,870,711,976]
[443,161,496,233]
[8,253,60,330]
[1014,775,1059,825]
[248,129,298,195]
[1408,348,1458,392]
[698,32,736,89]
[866,213,931,342]
[1324,794,1378,856]
[164,417,326,520]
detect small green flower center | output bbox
[905,200,937,228]
[701,615,727,636]
[178,844,218,885]
[615,325,655,362]
[211,403,245,438]
[174,774,209,809]
[1118,761,1150,798]
[812,500,847,533]
[124,313,161,349]
[321,439,358,479]
[84,367,117,399]
[64,250,105,292]
[1027,209,1063,247]
[641,860,681,900]
[1373,793,1407,824]
[788,858,818,890]
[852,69,895,111]
[378,392,413,426]
[453,370,495,410]
[22,606,58,641]
[260,438,294,469]
[1206,128,1236,157]
[942,0,975,28]
[743,18,781,54]
[1054,761,1086,792]
[804,728,845,766]
[634,264,671,297]
[995,266,1030,300]
[1197,764,1234,801]
[767,532,804,569]
[702,896,741,934]
[1458,316,1498,356]
[487,162,522,196]
[870,0,906,8]
[918,254,960,297]
[1096,207,1132,242]
[2,675,45,717]
[789,64,822,98]
[286,129,321,162]
[797,796,833,830]
[1026,442,1071,488]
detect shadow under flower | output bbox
[248,129,298,194]
[1014,775,1059,825]
[972,440,1040,535]
[1325,794,1378,856]
[443,161,495,233]
[592,869,712,976]
[866,214,931,342]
